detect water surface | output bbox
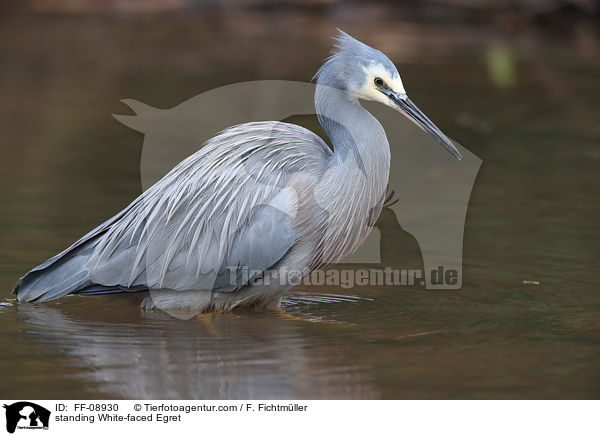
[0,12,598,399]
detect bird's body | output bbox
[14,31,460,313]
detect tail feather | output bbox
[14,244,96,302]
[13,201,139,302]
[14,241,148,302]
[31,271,91,302]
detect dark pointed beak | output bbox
[386,91,462,160]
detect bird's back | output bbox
[14,121,332,303]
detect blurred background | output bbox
[0,0,598,399]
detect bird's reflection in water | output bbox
[16,297,378,399]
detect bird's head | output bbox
[315,30,462,160]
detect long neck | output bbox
[315,83,390,175]
[312,82,392,265]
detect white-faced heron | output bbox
[14,31,461,312]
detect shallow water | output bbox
[0,12,598,399]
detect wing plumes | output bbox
[14,118,381,304]
[88,121,331,292]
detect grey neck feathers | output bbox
[311,78,392,265]
[314,81,390,176]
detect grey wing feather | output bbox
[216,203,297,289]
[12,204,137,302]
[14,121,329,302]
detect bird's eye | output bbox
[374,77,384,87]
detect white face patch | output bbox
[352,63,406,107]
